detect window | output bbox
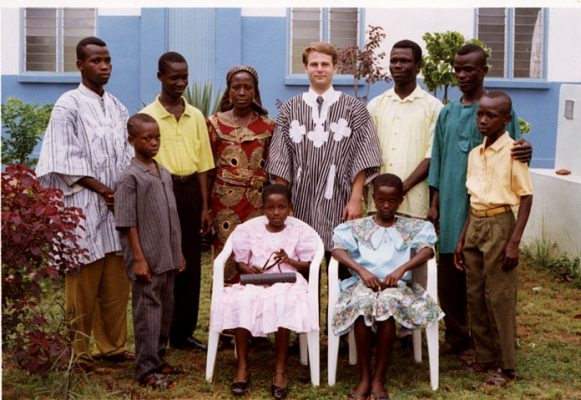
[477,8,545,79]
[289,8,359,74]
[24,8,96,73]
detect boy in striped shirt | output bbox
[115,114,185,389]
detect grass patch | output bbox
[3,251,581,399]
[522,240,581,288]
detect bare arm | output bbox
[427,187,439,225]
[78,176,114,210]
[273,176,289,186]
[403,158,430,195]
[332,248,383,292]
[342,170,366,221]
[384,246,434,287]
[503,195,533,270]
[126,227,152,283]
[274,249,310,275]
[454,209,472,271]
[198,171,210,235]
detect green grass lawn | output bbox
[3,251,580,399]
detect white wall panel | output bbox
[547,9,581,82]
[1,8,21,75]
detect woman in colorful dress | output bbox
[208,65,274,283]
[331,173,444,400]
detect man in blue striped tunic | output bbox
[266,42,382,254]
[36,37,134,369]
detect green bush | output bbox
[1,97,53,167]
[421,31,491,103]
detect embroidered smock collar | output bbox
[349,216,427,251]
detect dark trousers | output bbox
[169,175,203,346]
[133,271,175,379]
[437,253,470,348]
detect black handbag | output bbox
[239,250,297,286]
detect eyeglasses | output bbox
[261,251,283,273]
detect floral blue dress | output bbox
[331,216,444,336]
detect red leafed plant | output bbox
[337,25,391,103]
[1,163,88,374]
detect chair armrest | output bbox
[209,236,232,332]
[307,236,325,327]
[327,257,340,326]
[426,258,437,299]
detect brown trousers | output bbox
[463,211,518,369]
[66,252,130,360]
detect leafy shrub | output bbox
[1,97,53,167]
[1,163,88,374]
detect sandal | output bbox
[139,372,175,390]
[346,392,368,400]
[271,372,288,399]
[368,392,390,400]
[230,379,250,396]
[158,363,185,375]
[467,361,497,374]
[484,369,517,387]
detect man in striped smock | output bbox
[266,42,382,256]
[36,37,134,369]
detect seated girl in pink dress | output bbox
[331,173,443,400]
[210,184,319,399]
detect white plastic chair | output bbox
[205,216,324,386]
[327,256,439,390]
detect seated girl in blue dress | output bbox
[331,173,444,400]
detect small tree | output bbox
[1,164,88,374]
[337,25,391,102]
[421,31,491,103]
[1,97,53,167]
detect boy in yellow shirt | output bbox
[454,91,533,386]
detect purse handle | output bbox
[261,250,283,273]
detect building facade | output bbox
[2,7,581,168]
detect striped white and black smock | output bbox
[36,84,133,264]
[114,159,182,280]
[266,88,382,250]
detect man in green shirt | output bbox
[428,44,532,357]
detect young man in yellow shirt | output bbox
[142,52,214,351]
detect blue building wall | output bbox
[1,8,564,168]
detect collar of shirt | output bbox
[131,157,159,175]
[385,85,424,103]
[152,96,193,120]
[78,82,107,100]
[481,131,511,154]
[305,86,340,107]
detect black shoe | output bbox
[171,337,207,351]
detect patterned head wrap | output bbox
[219,65,267,115]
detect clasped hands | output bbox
[360,268,404,292]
